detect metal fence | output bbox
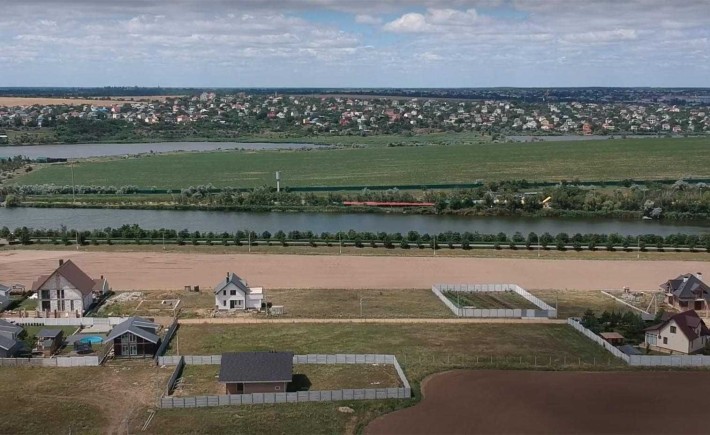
[164,356,185,396]
[159,354,411,409]
[0,355,100,367]
[432,284,557,318]
[154,319,178,361]
[568,318,710,367]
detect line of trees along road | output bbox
[2,225,709,252]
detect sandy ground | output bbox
[0,250,705,291]
[0,96,178,107]
[365,370,710,434]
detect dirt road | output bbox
[178,318,566,325]
[0,250,704,291]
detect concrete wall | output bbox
[0,355,100,367]
[4,317,127,326]
[160,388,410,409]
[432,283,557,318]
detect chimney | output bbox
[100,275,104,280]
[698,272,704,282]
[59,259,64,266]
[226,273,230,284]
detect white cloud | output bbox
[0,0,708,86]
[355,14,382,25]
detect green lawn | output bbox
[169,323,624,380]
[15,137,710,189]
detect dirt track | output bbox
[178,318,566,324]
[366,370,710,434]
[0,250,705,291]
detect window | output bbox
[223,290,226,296]
[222,300,226,306]
[230,290,236,296]
[663,337,668,344]
[275,386,281,391]
[670,326,677,334]
[238,300,242,306]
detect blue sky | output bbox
[0,0,708,87]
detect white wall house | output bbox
[645,310,710,354]
[214,272,263,311]
[31,259,108,315]
[0,284,10,311]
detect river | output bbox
[0,208,707,236]
[0,141,321,159]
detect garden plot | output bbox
[443,290,539,310]
[172,363,402,398]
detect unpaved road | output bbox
[0,250,705,291]
[178,318,566,325]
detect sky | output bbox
[1,0,709,88]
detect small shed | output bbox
[219,351,293,394]
[600,332,625,346]
[35,329,64,356]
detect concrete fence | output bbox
[0,355,100,367]
[566,318,630,363]
[159,354,411,409]
[4,317,127,327]
[159,353,401,367]
[432,284,557,318]
[569,318,710,367]
[160,387,410,409]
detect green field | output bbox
[15,137,710,189]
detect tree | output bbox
[18,227,31,245]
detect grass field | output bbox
[443,290,539,309]
[152,322,622,434]
[529,289,644,318]
[168,323,623,377]
[174,364,401,397]
[15,137,710,188]
[265,289,453,319]
[0,362,171,434]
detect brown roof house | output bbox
[644,311,710,354]
[31,259,109,316]
[661,273,709,311]
[219,352,293,394]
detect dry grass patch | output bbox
[265,289,452,319]
[0,363,172,434]
[530,289,637,318]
